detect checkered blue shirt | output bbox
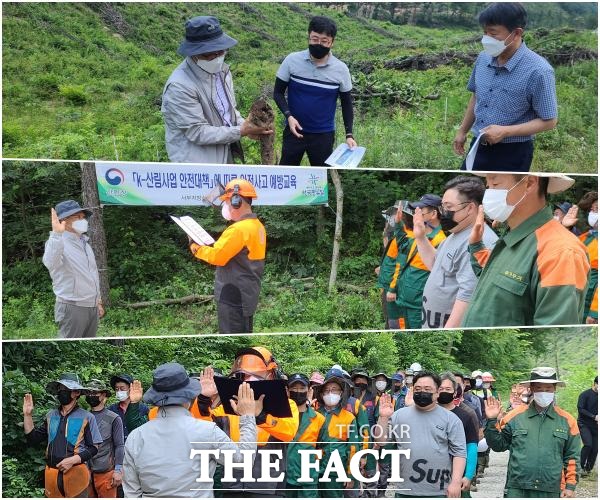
[467,42,557,143]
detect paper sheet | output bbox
[170,215,215,246]
[465,133,484,171]
[325,143,366,168]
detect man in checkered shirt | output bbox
[454,3,558,172]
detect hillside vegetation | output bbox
[2,2,597,171]
[3,161,597,338]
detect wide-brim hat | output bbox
[55,200,92,220]
[520,367,565,387]
[143,362,201,406]
[178,16,238,57]
[46,373,89,395]
[471,173,574,194]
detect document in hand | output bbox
[215,377,292,418]
[170,215,215,246]
[465,133,484,171]
[325,143,367,168]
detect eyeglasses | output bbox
[439,201,470,216]
[308,36,333,46]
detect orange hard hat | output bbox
[219,179,257,201]
[231,347,277,379]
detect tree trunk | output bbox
[247,98,275,164]
[81,162,111,306]
[328,169,343,294]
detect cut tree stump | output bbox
[247,98,275,164]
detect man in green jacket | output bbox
[484,367,581,498]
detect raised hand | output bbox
[51,208,66,233]
[23,393,34,416]
[412,208,427,240]
[129,380,143,403]
[230,382,257,417]
[561,206,579,228]
[199,366,218,398]
[469,205,485,245]
[484,396,502,420]
[378,393,394,418]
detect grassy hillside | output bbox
[2,2,597,171]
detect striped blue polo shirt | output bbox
[467,41,557,143]
[276,49,352,133]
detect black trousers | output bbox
[280,127,335,166]
[217,302,253,334]
[461,137,534,172]
[580,423,598,472]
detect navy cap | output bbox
[55,200,92,220]
[553,202,572,214]
[392,373,404,382]
[288,373,309,387]
[408,194,442,210]
[110,374,134,389]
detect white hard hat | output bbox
[409,362,422,373]
[471,370,483,378]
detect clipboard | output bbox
[215,377,292,418]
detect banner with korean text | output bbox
[95,162,328,206]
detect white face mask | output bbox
[553,216,560,222]
[475,379,483,388]
[533,391,554,408]
[375,381,388,392]
[71,219,89,234]
[195,54,225,74]
[482,177,528,222]
[116,390,129,402]
[482,382,491,389]
[588,212,598,228]
[221,203,232,221]
[521,395,530,403]
[323,393,341,407]
[481,32,514,57]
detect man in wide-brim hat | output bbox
[462,172,590,327]
[23,373,103,497]
[122,362,258,498]
[161,15,272,164]
[483,367,581,497]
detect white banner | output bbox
[95,162,328,206]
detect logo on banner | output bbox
[105,168,125,186]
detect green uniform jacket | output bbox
[394,225,446,310]
[287,406,325,486]
[377,229,409,292]
[484,403,581,493]
[463,207,590,327]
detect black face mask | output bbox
[440,211,458,231]
[413,391,434,407]
[438,392,455,405]
[57,390,73,406]
[393,384,402,392]
[356,382,369,392]
[289,391,308,407]
[86,395,101,408]
[464,385,471,392]
[308,44,330,59]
